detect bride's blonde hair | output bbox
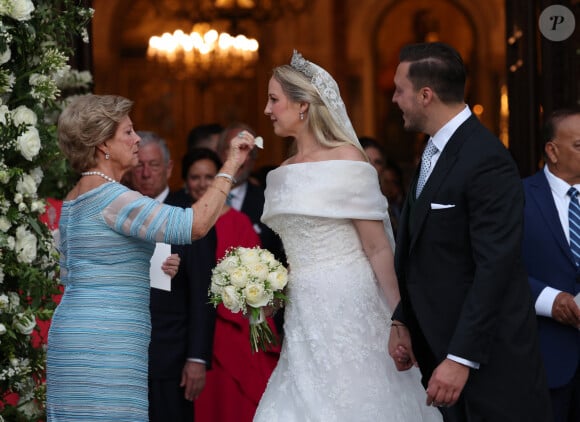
[272,65,365,157]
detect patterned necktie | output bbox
[567,187,580,266]
[226,192,234,206]
[416,138,438,197]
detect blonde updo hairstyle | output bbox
[57,94,134,172]
[271,65,365,156]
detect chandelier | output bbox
[148,22,259,80]
[146,0,310,81]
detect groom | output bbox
[388,42,552,422]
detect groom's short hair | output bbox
[399,42,466,104]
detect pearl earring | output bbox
[105,152,110,160]
[299,112,304,121]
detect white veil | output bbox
[290,50,360,148]
[288,50,396,250]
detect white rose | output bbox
[238,247,261,266]
[16,126,41,161]
[6,236,15,250]
[15,225,37,263]
[30,200,45,213]
[0,47,10,65]
[244,282,272,308]
[8,0,35,21]
[30,167,43,184]
[0,216,10,232]
[221,285,242,313]
[210,271,228,295]
[259,249,277,266]
[218,255,239,273]
[11,105,37,126]
[229,266,249,288]
[18,202,27,212]
[0,294,8,310]
[16,173,37,196]
[248,261,269,282]
[8,292,20,310]
[13,312,36,335]
[267,267,288,291]
[0,323,6,335]
[209,281,223,296]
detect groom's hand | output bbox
[388,322,416,371]
[426,358,469,408]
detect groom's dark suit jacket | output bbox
[522,170,580,390]
[393,115,551,421]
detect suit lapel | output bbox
[407,116,477,251]
[529,171,576,265]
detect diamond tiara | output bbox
[290,50,314,79]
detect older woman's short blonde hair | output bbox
[57,94,134,172]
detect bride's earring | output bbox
[105,152,110,160]
[299,112,304,121]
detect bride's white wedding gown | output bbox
[254,161,442,422]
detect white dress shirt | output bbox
[229,182,248,211]
[424,105,472,181]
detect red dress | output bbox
[195,207,281,422]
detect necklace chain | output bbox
[81,171,117,183]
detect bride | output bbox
[252,51,442,421]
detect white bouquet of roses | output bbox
[210,246,288,352]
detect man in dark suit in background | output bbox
[388,42,551,422]
[132,131,217,422]
[522,108,580,422]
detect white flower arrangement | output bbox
[0,0,93,419]
[210,246,288,352]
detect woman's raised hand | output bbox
[224,130,256,171]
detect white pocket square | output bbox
[430,203,456,209]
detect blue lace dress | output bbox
[46,183,194,421]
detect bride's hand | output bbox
[388,322,417,371]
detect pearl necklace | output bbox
[81,171,117,183]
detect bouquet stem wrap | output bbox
[249,307,277,353]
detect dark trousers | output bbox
[550,363,580,422]
[149,378,194,422]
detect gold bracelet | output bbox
[209,185,228,197]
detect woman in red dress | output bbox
[182,148,280,422]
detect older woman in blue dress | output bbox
[46,94,254,421]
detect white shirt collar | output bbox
[431,105,471,152]
[544,165,580,198]
[155,186,170,203]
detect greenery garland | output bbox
[0,1,92,420]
